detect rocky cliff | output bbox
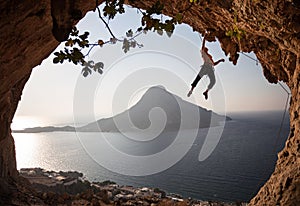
[0,0,299,205]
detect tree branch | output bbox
[85,31,144,57]
[96,0,116,39]
[85,44,96,57]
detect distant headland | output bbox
[13,86,231,133]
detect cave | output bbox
[0,0,299,205]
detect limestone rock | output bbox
[0,0,299,205]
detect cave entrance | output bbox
[11,4,291,203]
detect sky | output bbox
[12,4,290,129]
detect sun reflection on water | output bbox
[13,133,40,169]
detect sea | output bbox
[13,111,290,203]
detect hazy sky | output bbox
[12,5,290,129]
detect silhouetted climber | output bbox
[187,35,225,100]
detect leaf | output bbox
[98,40,104,46]
[165,22,175,33]
[72,48,84,60]
[95,62,104,69]
[110,38,117,44]
[70,27,79,36]
[53,57,60,64]
[79,40,89,47]
[79,32,89,40]
[65,39,74,47]
[137,27,143,32]
[82,70,89,77]
[225,30,233,37]
[131,41,136,48]
[153,19,160,30]
[126,29,133,37]
[84,60,94,68]
[74,39,81,46]
[81,67,92,77]
[103,4,117,19]
[166,31,172,38]
[157,29,163,35]
[122,38,130,53]
[175,13,183,23]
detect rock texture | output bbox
[0,0,299,205]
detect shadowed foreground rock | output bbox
[1,168,246,206]
[0,0,299,205]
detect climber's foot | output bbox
[203,91,208,100]
[187,90,193,97]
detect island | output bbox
[13,86,231,133]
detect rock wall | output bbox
[0,0,96,180]
[0,0,299,205]
[0,0,54,180]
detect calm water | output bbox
[13,111,289,202]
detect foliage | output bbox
[103,0,125,19]
[225,11,246,41]
[225,24,246,41]
[82,61,104,77]
[139,1,183,36]
[53,0,190,77]
[53,27,104,76]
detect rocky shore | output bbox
[0,168,248,206]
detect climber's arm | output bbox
[201,36,206,50]
[213,59,225,66]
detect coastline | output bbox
[8,168,248,206]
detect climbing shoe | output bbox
[203,91,208,100]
